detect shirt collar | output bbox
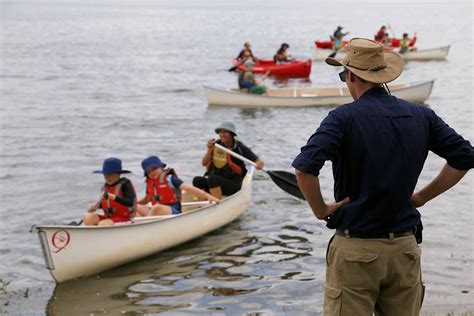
[359,86,388,99]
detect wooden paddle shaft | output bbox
[214,143,258,168]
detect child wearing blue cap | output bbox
[83,157,137,226]
[136,155,219,216]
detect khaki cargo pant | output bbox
[324,234,424,316]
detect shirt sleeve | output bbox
[169,175,184,189]
[292,110,345,176]
[428,109,474,170]
[238,142,259,162]
[114,178,136,207]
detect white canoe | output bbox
[313,46,450,61]
[204,80,434,108]
[35,167,254,283]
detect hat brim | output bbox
[93,170,131,174]
[326,51,403,84]
[215,128,237,136]
[143,164,166,176]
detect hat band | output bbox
[346,60,387,72]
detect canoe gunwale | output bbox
[35,168,254,231]
[204,80,434,107]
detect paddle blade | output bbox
[266,170,306,200]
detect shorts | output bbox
[169,203,182,215]
[250,85,265,95]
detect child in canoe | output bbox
[84,157,137,226]
[136,155,219,216]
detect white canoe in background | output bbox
[204,80,434,108]
[35,167,254,283]
[313,46,450,61]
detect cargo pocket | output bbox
[344,253,378,263]
[323,284,341,316]
[339,252,379,288]
[401,248,421,287]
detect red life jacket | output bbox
[146,169,181,205]
[101,178,136,219]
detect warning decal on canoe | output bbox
[51,230,70,253]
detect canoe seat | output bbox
[301,93,317,97]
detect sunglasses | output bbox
[339,70,347,82]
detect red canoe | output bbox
[315,36,416,49]
[232,59,312,78]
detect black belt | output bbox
[335,228,414,239]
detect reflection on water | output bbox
[47,219,321,315]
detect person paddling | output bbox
[193,122,264,199]
[293,38,473,315]
[136,156,218,216]
[273,43,292,64]
[236,42,256,63]
[238,59,270,95]
[399,32,412,54]
[84,157,137,226]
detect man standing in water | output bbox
[292,38,473,315]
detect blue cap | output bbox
[141,156,165,176]
[93,157,131,175]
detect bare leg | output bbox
[209,186,222,199]
[83,213,100,226]
[136,204,151,217]
[149,204,173,216]
[98,219,114,226]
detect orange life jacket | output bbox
[146,169,181,205]
[207,144,243,177]
[101,178,136,219]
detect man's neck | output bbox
[354,83,382,100]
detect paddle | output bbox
[228,65,239,72]
[214,143,305,200]
[387,24,396,38]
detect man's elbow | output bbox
[314,212,327,220]
[295,169,311,182]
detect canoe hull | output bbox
[36,168,254,283]
[232,59,312,78]
[204,80,434,108]
[313,46,450,61]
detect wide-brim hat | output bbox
[215,121,237,136]
[93,157,131,174]
[326,38,403,84]
[141,155,166,176]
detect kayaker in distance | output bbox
[193,122,264,199]
[331,25,349,41]
[84,157,137,226]
[136,155,219,217]
[374,25,387,41]
[236,42,256,63]
[273,43,292,64]
[237,59,270,95]
[399,32,416,54]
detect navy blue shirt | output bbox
[292,87,474,234]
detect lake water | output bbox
[0,0,473,314]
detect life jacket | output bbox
[146,169,181,205]
[238,71,254,89]
[101,178,136,219]
[333,38,342,50]
[207,142,244,178]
